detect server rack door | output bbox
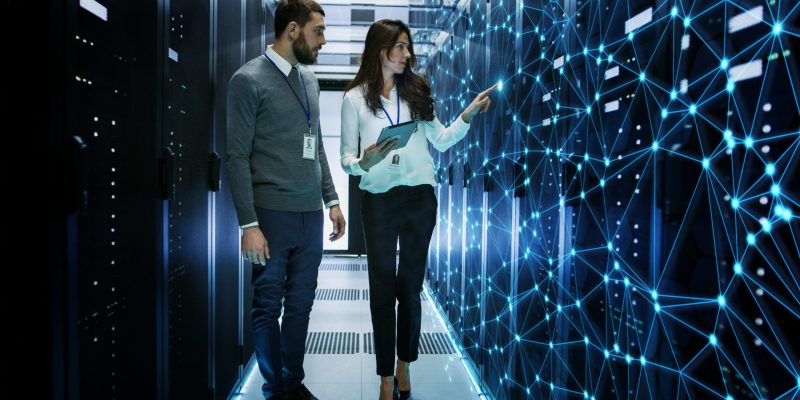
[60,1,162,399]
[458,0,491,378]
[162,1,214,398]
[479,1,519,398]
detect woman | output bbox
[340,19,494,400]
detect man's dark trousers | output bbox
[252,207,323,399]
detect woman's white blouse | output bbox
[340,86,471,194]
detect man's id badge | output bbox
[303,134,316,160]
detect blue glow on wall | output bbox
[421,1,800,399]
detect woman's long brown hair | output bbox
[345,19,435,121]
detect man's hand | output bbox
[329,205,346,241]
[242,226,269,265]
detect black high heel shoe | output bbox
[393,376,411,400]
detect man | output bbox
[225,1,344,399]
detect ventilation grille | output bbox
[418,333,455,354]
[363,332,454,354]
[351,9,375,24]
[315,289,360,301]
[305,332,359,354]
[319,263,363,272]
[361,290,428,301]
[364,333,374,354]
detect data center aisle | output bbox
[232,256,483,400]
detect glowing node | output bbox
[717,294,726,308]
[702,158,710,169]
[710,334,718,346]
[734,263,742,275]
[761,219,772,233]
[773,22,782,35]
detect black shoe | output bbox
[284,384,319,400]
[393,377,411,400]
[266,394,284,400]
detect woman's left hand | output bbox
[461,84,497,123]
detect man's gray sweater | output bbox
[225,55,338,225]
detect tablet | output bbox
[375,120,418,150]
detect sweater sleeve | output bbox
[317,119,340,206]
[224,71,259,226]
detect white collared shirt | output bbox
[340,85,471,194]
[265,44,295,76]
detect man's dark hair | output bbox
[275,0,325,38]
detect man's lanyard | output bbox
[381,92,401,126]
[264,53,312,134]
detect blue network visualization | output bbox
[419,0,799,399]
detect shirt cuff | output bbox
[325,200,340,209]
[454,114,470,129]
[349,159,368,175]
[240,221,259,229]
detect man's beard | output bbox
[293,31,317,64]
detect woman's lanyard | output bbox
[264,53,312,134]
[381,92,401,126]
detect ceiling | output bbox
[268,0,460,82]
